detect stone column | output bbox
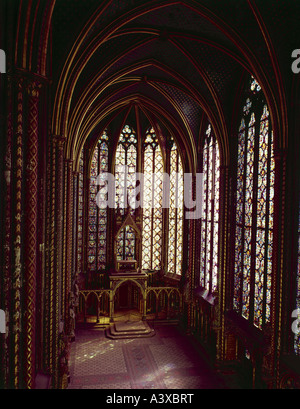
[64,160,74,337]
[12,78,24,389]
[109,281,114,323]
[23,80,41,389]
[216,165,229,363]
[272,150,287,388]
[45,135,65,387]
[185,175,196,334]
[1,74,13,388]
[142,293,147,321]
[54,136,65,388]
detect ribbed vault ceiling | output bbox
[50,0,300,167]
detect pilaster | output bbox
[23,80,41,389]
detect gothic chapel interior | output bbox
[1,0,300,390]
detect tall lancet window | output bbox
[233,77,275,329]
[142,127,164,270]
[117,225,136,261]
[200,124,220,292]
[167,138,184,275]
[115,125,138,214]
[88,132,109,271]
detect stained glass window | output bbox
[233,77,275,329]
[142,128,163,270]
[167,138,184,275]
[115,125,137,214]
[117,225,136,261]
[254,105,274,328]
[200,124,220,292]
[81,122,184,277]
[114,125,138,262]
[87,132,109,271]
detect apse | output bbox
[76,103,187,278]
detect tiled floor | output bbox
[68,321,226,389]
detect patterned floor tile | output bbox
[164,375,211,389]
[82,382,132,389]
[122,344,166,389]
[149,344,193,371]
[68,324,223,390]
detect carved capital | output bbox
[52,135,66,150]
[65,159,73,169]
[27,81,42,98]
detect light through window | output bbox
[142,128,163,270]
[167,138,184,275]
[200,124,220,292]
[233,77,275,329]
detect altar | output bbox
[108,270,148,321]
[109,213,148,321]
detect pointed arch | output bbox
[115,124,138,214]
[87,131,109,271]
[167,137,184,276]
[233,77,275,329]
[142,127,164,271]
[200,123,220,292]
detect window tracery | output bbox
[233,77,275,329]
[167,138,184,275]
[88,132,109,271]
[200,124,220,292]
[142,127,163,271]
[78,125,184,276]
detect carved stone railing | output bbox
[146,287,182,320]
[78,290,111,323]
[78,286,182,324]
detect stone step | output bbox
[105,320,155,339]
[148,319,179,326]
[114,321,149,332]
[76,322,110,331]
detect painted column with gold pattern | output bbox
[186,174,196,333]
[64,159,74,338]
[216,165,229,363]
[12,78,25,389]
[23,80,41,389]
[1,73,13,388]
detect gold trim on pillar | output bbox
[13,78,24,389]
[24,80,41,389]
[48,135,66,387]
